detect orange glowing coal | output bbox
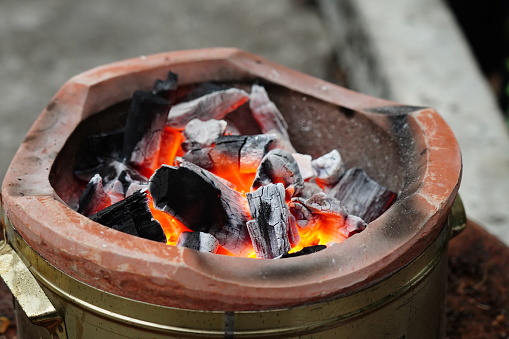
[140,126,349,258]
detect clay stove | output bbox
[0,48,462,338]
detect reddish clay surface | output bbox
[0,48,461,310]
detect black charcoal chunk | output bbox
[280,245,327,258]
[89,190,166,243]
[168,88,250,129]
[74,128,125,180]
[122,90,171,167]
[93,161,147,201]
[328,168,397,223]
[249,84,295,153]
[152,71,178,98]
[246,183,293,259]
[177,231,220,253]
[149,162,252,256]
[77,174,112,217]
[252,149,304,198]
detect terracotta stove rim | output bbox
[0,48,462,310]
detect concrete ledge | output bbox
[318,0,509,244]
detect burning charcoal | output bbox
[252,149,304,199]
[288,200,313,228]
[339,215,367,238]
[246,183,294,259]
[167,88,250,129]
[98,160,147,187]
[149,162,253,256]
[298,181,324,199]
[249,84,295,153]
[328,168,397,223]
[183,134,275,174]
[183,118,227,147]
[152,71,178,99]
[180,82,229,102]
[93,161,147,203]
[90,190,166,243]
[122,91,171,167]
[279,245,327,259]
[289,193,347,230]
[177,231,220,253]
[74,128,125,181]
[292,153,316,181]
[238,134,277,173]
[103,178,125,204]
[125,182,148,197]
[312,150,346,186]
[180,147,213,170]
[77,174,112,217]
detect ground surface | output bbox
[446,221,509,338]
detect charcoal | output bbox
[89,160,147,203]
[312,149,346,186]
[224,121,241,136]
[249,84,295,153]
[252,149,304,199]
[103,178,125,204]
[180,82,229,102]
[152,71,178,99]
[289,193,347,229]
[100,160,147,185]
[77,174,112,217]
[182,134,275,174]
[149,162,252,256]
[177,231,220,253]
[298,181,324,199]
[89,190,166,243]
[339,215,367,238]
[122,90,171,167]
[74,128,125,180]
[287,213,301,247]
[246,183,293,259]
[183,118,227,147]
[168,88,250,129]
[328,168,397,223]
[280,245,327,258]
[125,182,148,197]
[180,147,214,169]
[292,153,316,181]
[238,134,277,173]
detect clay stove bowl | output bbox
[1,48,461,311]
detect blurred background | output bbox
[1,0,509,241]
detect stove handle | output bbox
[0,203,68,339]
[448,195,467,239]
